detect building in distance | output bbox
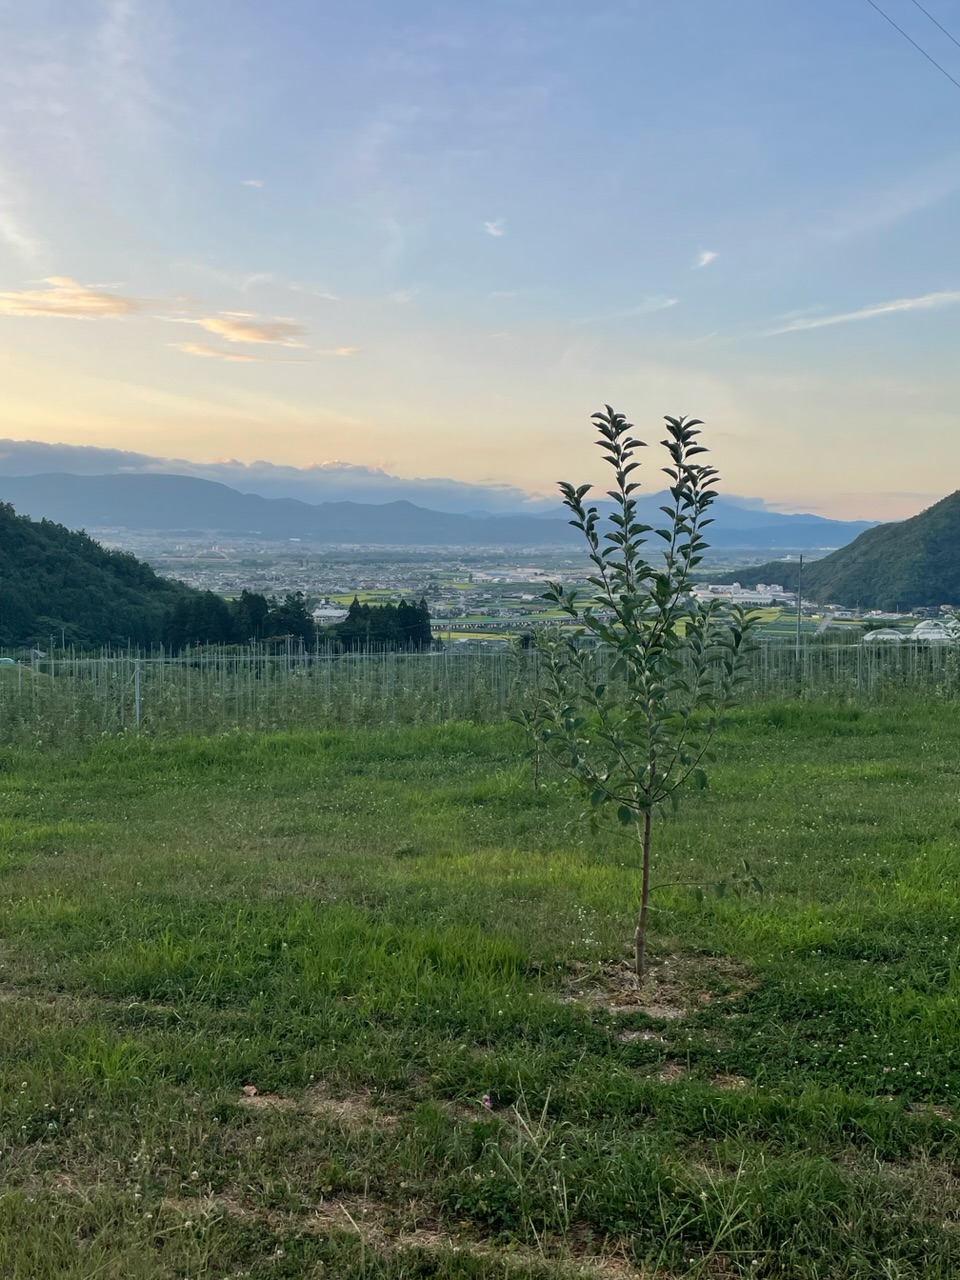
[693,582,796,607]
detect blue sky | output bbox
[1,0,960,517]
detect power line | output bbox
[865,0,960,92]
[909,0,960,53]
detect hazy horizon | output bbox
[0,434,934,524]
[2,2,960,521]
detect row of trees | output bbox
[162,590,433,652]
[335,597,433,651]
[162,590,315,650]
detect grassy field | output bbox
[2,702,960,1277]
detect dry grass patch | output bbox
[157,1191,648,1277]
[910,1102,956,1123]
[615,1028,666,1044]
[561,954,753,1025]
[881,1155,960,1227]
[237,1081,398,1129]
[238,1084,297,1110]
[305,1082,398,1129]
[711,1074,750,1092]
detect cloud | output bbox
[241,178,264,188]
[767,290,960,335]
[0,206,46,264]
[817,156,960,244]
[489,290,517,299]
[483,219,506,237]
[695,250,718,268]
[178,263,338,300]
[317,346,359,356]
[278,279,338,300]
[0,164,47,265]
[0,277,314,357]
[572,297,678,324]
[171,342,260,362]
[177,311,308,346]
[92,0,174,142]
[347,105,421,183]
[0,276,147,318]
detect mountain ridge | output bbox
[715,490,960,609]
[0,438,881,534]
[0,471,875,552]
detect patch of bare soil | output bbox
[0,984,92,1008]
[306,1084,398,1129]
[238,1085,297,1111]
[909,1102,956,1123]
[560,953,753,1026]
[49,1174,90,1195]
[236,1082,397,1129]
[881,1155,960,1226]
[157,1192,651,1277]
[711,1074,750,1091]
[615,1028,666,1044]
[439,1098,488,1124]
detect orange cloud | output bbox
[0,276,147,318]
[171,342,260,363]
[188,311,307,347]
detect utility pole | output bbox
[795,554,804,663]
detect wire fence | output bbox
[1,639,958,749]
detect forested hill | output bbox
[716,490,960,611]
[0,501,193,648]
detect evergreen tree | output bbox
[232,590,271,642]
[267,592,315,645]
[330,597,433,652]
[163,599,191,650]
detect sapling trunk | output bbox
[634,809,652,982]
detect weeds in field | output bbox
[1,705,960,1274]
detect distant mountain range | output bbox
[0,473,575,547]
[0,470,877,552]
[0,438,879,552]
[0,438,552,516]
[716,490,960,610]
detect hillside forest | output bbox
[0,502,433,651]
[0,501,189,649]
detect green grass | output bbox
[2,703,960,1276]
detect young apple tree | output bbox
[518,406,756,982]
